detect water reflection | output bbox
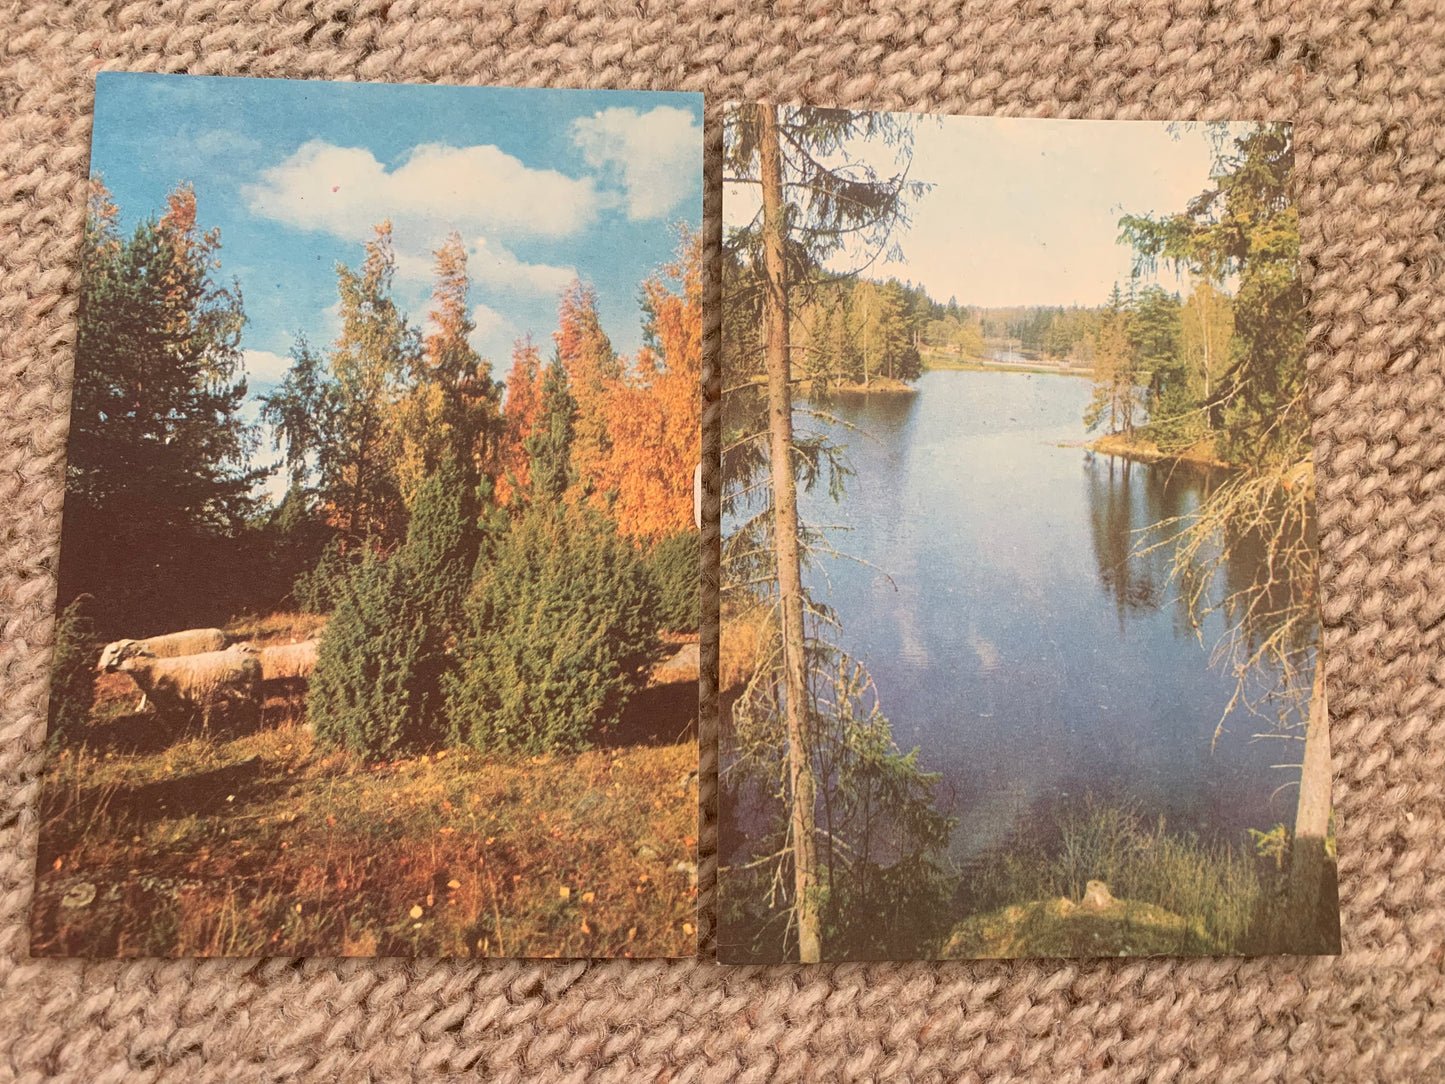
[794,369,1312,862]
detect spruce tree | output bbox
[62,181,261,633]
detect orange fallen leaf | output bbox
[582,891,595,904]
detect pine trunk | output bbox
[1291,659,1332,936]
[759,104,822,963]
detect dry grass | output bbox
[720,605,769,692]
[1089,432,1228,469]
[225,611,330,646]
[33,617,698,959]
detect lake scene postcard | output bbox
[33,73,701,958]
[718,106,1338,962]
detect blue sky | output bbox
[725,113,1258,307]
[91,73,702,418]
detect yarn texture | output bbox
[1,1,1443,1080]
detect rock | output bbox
[60,882,97,909]
[572,791,606,818]
[634,843,661,861]
[1082,880,1115,911]
[658,642,700,673]
[671,860,698,886]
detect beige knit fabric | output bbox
[1,1,1442,1080]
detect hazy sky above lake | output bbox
[878,116,1255,308]
[725,112,1260,309]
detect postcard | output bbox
[718,106,1337,961]
[33,73,701,958]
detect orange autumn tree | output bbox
[494,335,544,507]
[602,233,703,542]
[555,281,620,500]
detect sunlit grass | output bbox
[34,616,698,959]
[952,797,1334,956]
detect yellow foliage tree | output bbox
[600,233,702,542]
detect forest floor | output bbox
[30,616,698,958]
[939,893,1221,958]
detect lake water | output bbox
[796,368,1313,863]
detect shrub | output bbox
[307,551,441,757]
[646,529,700,634]
[307,457,478,759]
[400,454,478,644]
[446,503,658,754]
[47,595,99,746]
[292,539,356,615]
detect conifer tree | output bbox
[61,180,260,633]
[307,550,437,757]
[446,363,657,752]
[525,352,577,504]
[723,104,928,961]
[308,453,477,758]
[554,281,619,498]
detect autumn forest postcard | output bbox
[33,74,701,958]
[719,107,1338,962]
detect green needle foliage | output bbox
[446,503,659,754]
[308,455,479,759]
[645,529,700,635]
[308,550,439,758]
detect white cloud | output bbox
[466,303,519,365]
[469,303,508,343]
[571,106,701,221]
[242,348,293,387]
[244,140,599,241]
[467,236,575,295]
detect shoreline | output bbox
[922,354,1094,379]
[831,377,918,394]
[1082,432,1232,470]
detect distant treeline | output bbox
[760,269,1111,395]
